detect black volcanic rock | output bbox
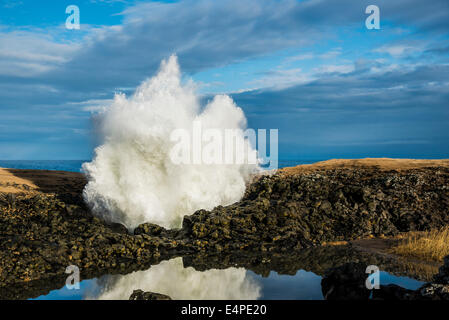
[174,167,449,252]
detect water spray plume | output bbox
[82,55,259,229]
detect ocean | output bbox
[0,160,88,172]
[0,159,324,172]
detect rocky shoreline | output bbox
[1,159,449,299]
[136,164,449,252]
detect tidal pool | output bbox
[31,256,425,300]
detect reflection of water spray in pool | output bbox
[94,258,261,300]
[82,55,258,229]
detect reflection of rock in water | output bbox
[183,245,439,282]
[321,259,449,300]
[94,258,261,300]
[321,263,374,300]
[2,244,440,300]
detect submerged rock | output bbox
[129,289,172,300]
[419,283,449,300]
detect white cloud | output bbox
[314,64,354,74]
[374,44,422,58]
[319,48,342,59]
[249,67,314,90]
[284,53,314,62]
[0,29,80,76]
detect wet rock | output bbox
[419,283,449,300]
[129,289,172,300]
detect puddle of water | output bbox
[31,258,425,300]
[30,279,99,300]
[254,270,324,300]
[379,271,424,290]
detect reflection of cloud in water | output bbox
[95,258,261,300]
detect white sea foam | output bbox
[82,55,259,229]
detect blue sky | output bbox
[0,0,448,160]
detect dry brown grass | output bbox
[389,227,449,262]
[0,167,85,195]
[279,158,449,176]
